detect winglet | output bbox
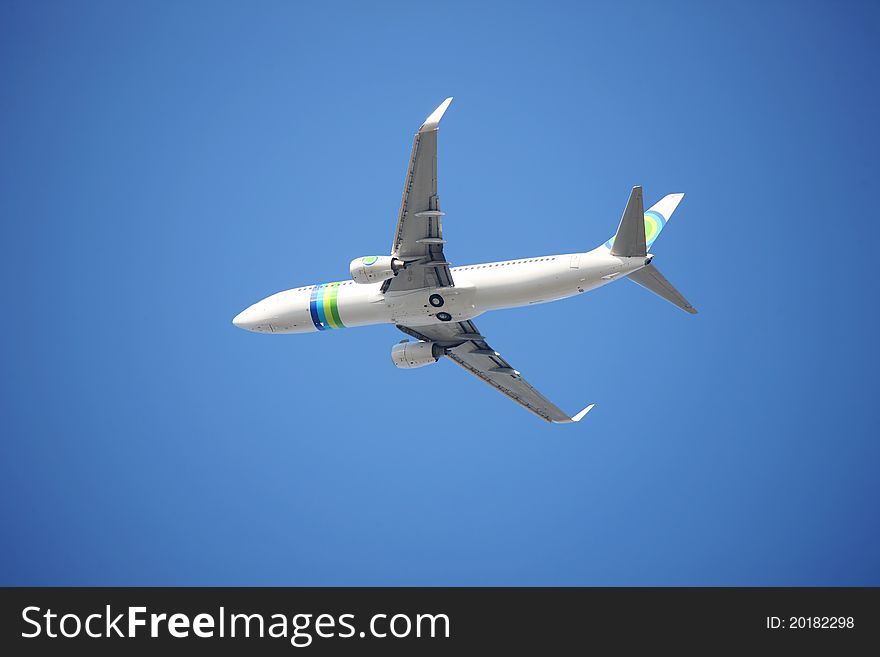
[553,403,596,424]
[419,97,453,133]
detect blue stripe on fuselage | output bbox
[315,285,328,327]
[309,285,326,330]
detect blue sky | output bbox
[1,0,878,585]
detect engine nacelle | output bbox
[350,255,403,284]
[391,340,445,369]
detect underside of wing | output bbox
[397,320,593,424]
[383,98,455,293]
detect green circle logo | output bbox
[644,215,659,243]
[362,256,379,266]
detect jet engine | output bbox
[349,255,404,284]
[391,340,445,369]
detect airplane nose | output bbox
[232,303,275,332]
[232,308,253,330]
[233,297,284,332]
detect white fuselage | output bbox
[232,246,651,334]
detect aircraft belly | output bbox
[383,283,479,325]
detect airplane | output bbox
[232,98,696,423]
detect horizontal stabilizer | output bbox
[628,263,697,314]
[610,186,647,257]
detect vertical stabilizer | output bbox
[610,186,646,257]
[603,192,685,252]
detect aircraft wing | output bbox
[397,320,594,424]
[382,98,455,293]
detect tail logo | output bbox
[604,211,668,250]
[644,210,666,249]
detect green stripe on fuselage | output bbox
[329,282,344,328]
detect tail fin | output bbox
[610,186,646,257]
[604,190,685,252]
[628,263,698,314]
